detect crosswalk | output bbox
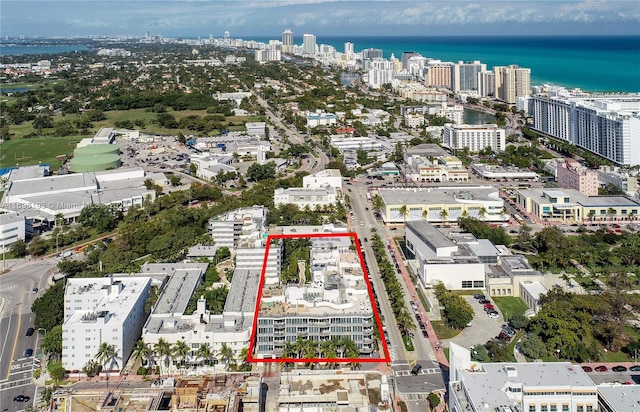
[393,368,440,377]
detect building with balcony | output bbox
[208,206,268,248]
[142,263,259,369]
[443,123,506,153]
[302,169,343,190]
[255,237,375,358]
[529,87,640,166]
[274,187,338,210]
[62,276,151,372]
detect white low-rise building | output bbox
[302,169,343,190]
[274,187,338,210]
[406,221,487,289]
[449,343,598,412]
[0,167,156,233]
[62,276,151,372]
[0,212,26,253]
[376,186,507,224]
[208,206,268,248]
[471,163,539,181]
[141,263,258,370]
[306,111,337,128]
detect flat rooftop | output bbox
[457,362,595,409]
[64,276,150,325]
[597,385,640,411]
[406,220,454,250]
[224,269,261,314]
[141,263,208,315]
[518,188,640,207]
[378,186,501,206]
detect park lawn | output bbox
[493,297,529,321]
[431,317,462,340]
[0,136,82,169]
[504,330,525,362]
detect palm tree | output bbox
[237,347,250,371]
[95,342,118,372]
[607,207,616,222]
[439,208,449,226]
[479,207,487,221]
[173,340,190,374]
[320,339,339,368]
[54,212,65,228]
[372,194,384,211]
[587,210,596,223]
[196,343,213,368]
[131,339,151,372]
[154,338,173,377]
[398,205,408,223]
[396,309,415,339]
[219,343,234,370]
[421,209,428,221]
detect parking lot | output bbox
[444,295,503,349]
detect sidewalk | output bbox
[387,237,449,369]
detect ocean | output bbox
[2,36,638,92]
[271,35,640,92]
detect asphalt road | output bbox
[0,259,57,411]
[347,176,443,412]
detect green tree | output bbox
[31,282,65,331]
[519,334,548,359]
[428,392,441,409]
[246,162,276,181]
[219,343,234,370]
[196,343,213,367]
[10,239,28,258]
[131,339,151,369]
[154,338,173,377]
[95,342,118,371]
[27,235,48,256]
[173,340,190,372]
[42,325,63,359]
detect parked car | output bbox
[484,304,495,310]
[24,348,33,357]
[26,327,34,337]
[581,366,593,372]
[612,365,628,372]
[594,365,608,372]
[630,365,640,371]
[488,312,499,319]
[422,330,428,338]
[13,395,30,402]
[479,299,491,305]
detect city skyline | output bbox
[2,0,639,38]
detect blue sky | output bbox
[2,1,639,38]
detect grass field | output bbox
[493,297,529,321]
[431,316,462,340]
[0,136,82,169]
[5,108,266,140]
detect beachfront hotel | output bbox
[530,86,640,166]
[254,236,375,358]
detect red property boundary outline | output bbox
[247,232,391,364]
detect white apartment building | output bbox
[302,34,316,55]
[451,61,486,92]
[254,49,281,62]
[530,87,640,166]
[443,123,506,152]
[302,169,343,190]
[449,343,598,412]
[403,113,425,128]
[0,212,25,253]
[494,65,531,104]
[477,70,495,98]
[306,111,337,128]
[62,276,151,372]
[256,236,375,357]
[597,166,638,196]
[273,187,338,210]
[208,206,268,248]
[141,263,258,369]
[281,29,294,54]
[367,59,395,89]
